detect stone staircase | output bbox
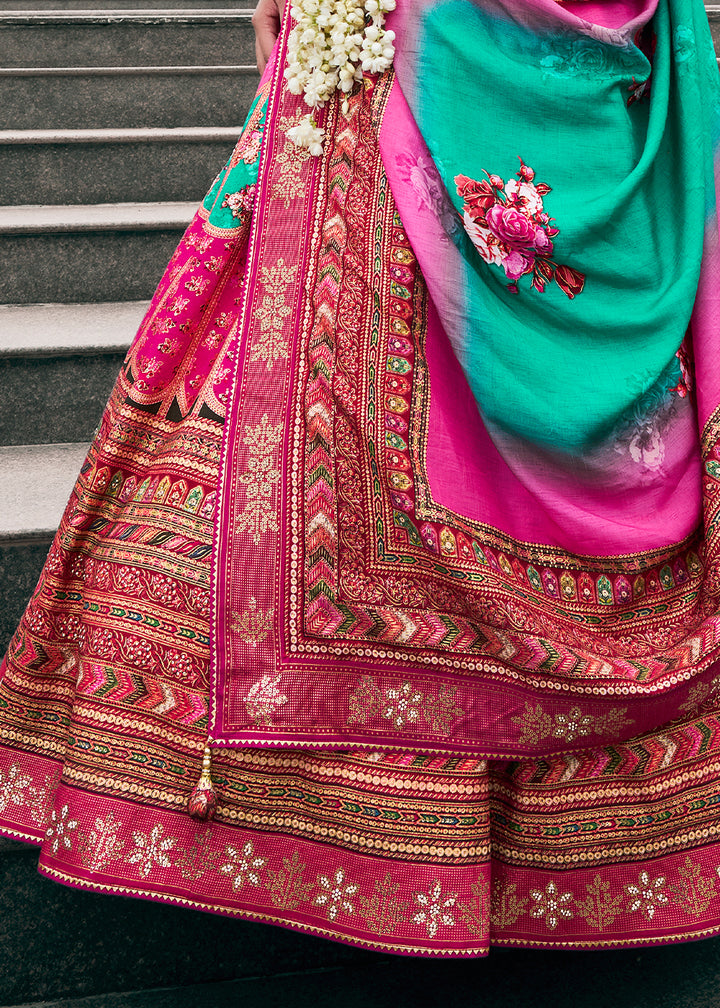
[0,4,257,653]
[4,4,720,1006]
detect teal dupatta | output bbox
[393,0,719,454]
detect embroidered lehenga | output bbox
[3,0,720,956]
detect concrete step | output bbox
[0,64,258,129]
[0,539,52,655]
[0,301,144,445]
[0,128,238,204]
[6,968,401,1008]
[0,10,254,67]
[0,200,194,302]
[0,442,89,652]
[0,443,89,540]
[709,5,720,48]
[0,352,125,444]
[0,300,145,356]
[10,950,720,1008]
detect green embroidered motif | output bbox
[203,91,269,231]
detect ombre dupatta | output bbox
[211,0,720,756]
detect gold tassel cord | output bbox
[187,744,218,821]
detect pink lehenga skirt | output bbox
[4,0,720,956]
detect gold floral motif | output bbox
[174,828,222,881]
[553,707,594,742]
[267,850,315,910]
[412,880,457,938]
[77,812,125,872]
[235,414,283,544]
[219,839,267,890]
[457,877,489,938]
[347,676,382,724]
[358,872,410,935]
[128,823,175,879]
[423,685,466,734]
[382,681,423,727]
[512,703,553,744]
[273,115,313,206]
[27,770,61,827]
[45,804,78,855]
[230,597,274,645]
[594,708,633,738]
[625,870,668,920]
[314,867,358,921]
[529,880,574,930]
[347,676,466,736]
[512,702,632,745]
[679,675,720,716]
[575,875,624,931]
[0,765,32,814]
[490,880,528,929]
[668,857,716,915]
[242,673,288,725]
[249,259,299,369]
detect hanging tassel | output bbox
[187,745,217,821]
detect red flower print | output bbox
[517,158,535,181]
[669,343,693,398]
[555,264,585,299]
[454,174,496,215]
[456,159,585,299]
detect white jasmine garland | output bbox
[287,115,326,156]
[284,0,396,154]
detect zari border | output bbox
[5,743,720,956]
[210,6,327,743]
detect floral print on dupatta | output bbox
[455,158,585,297]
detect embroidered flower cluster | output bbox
[285,0,396,155]
[455,159,586,298]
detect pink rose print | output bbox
[486,204,538,250]
[239,129,262,164]
[455,157,585,299]
[503,250,534,281]
[220,184,256,225]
